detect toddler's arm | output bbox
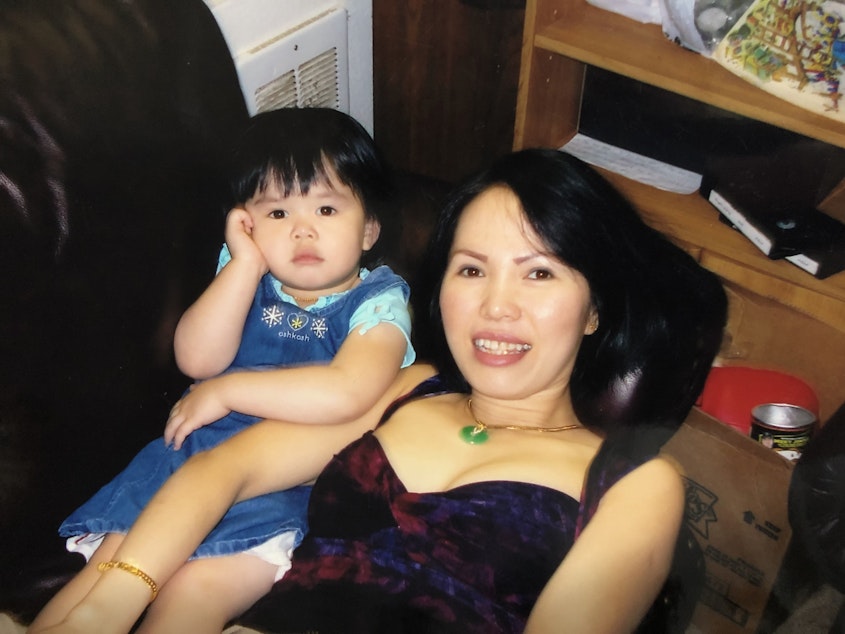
[165,318,408,449]
[174,209,267,379]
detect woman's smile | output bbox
[473,336,532,360]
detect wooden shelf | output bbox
[601,171,845,331]
[533,1,845,149]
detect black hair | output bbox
[415,149,727,432]
[226,107,397,268]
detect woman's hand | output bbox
[164,378,231,449]
[32,613,101,634]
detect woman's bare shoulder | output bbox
[392,363,438,396]
[603,454,685,511]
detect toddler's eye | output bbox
[317,206,337,216]
[270,209,287,219]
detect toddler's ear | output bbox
[362,218,381,251]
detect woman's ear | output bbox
[584,306,599,335]
[362,218,381,251]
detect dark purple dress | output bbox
[240,377,654,633]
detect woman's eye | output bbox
[458,266,482,278]
[527,269,553,280]
[317,206,337,216]
[269,209,287,219]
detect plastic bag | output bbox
[586,0,662,24]
[659,0,752,55]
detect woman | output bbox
[32,149,726,634]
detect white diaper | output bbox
[67,530,297,581]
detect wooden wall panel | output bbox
[373,0,525,183]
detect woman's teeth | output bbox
[473,339,532,355]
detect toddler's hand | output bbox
[225,207,268,274]
[165,379,231,450]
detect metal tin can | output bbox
[750,403,815,461]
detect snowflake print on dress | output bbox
[311,318,328,339]
[262,305,285,327]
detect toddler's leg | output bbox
[136,553,277,634]
[27,533,124,632]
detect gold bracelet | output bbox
[97,560,159,601]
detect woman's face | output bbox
[439,186,597,401]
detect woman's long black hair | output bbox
[414,149,727,432]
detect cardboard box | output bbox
[661,408,795,633]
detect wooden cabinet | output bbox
[373,0,525,182]
[513,0,845,421]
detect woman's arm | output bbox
[525,456,685,634]
[47,363,435,633]
[165,320,408,449]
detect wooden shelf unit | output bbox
[515,0,845,149]
[513,0,845,419]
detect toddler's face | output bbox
[244,174,380,297]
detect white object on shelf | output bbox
[561,133,703,194]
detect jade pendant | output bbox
[459,424,489,445]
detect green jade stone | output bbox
[459,424,489,445]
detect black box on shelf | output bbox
[702,177,845,263]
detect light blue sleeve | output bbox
[216,244,231,274]
[349,286,416,368]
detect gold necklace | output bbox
[287,293,318,305]
[460,398,580,445]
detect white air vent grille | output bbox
[252,47,341,113]
[234,9,349,116]
[298,48,340,108]
[254,69,298,112]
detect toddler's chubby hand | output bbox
[224,207,269,274]
[164,378,231,450]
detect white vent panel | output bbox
[253,69,298,113]
[298,48,340,108]
[234,9,349,116]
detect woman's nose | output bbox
[480,280,520,320]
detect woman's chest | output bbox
[309,436,581,580]
[375,402,599,500]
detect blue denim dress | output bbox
[60,265,411,559]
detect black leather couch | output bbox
[0,0,249,619]
[2,2,843,631]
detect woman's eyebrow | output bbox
[450,249,546,265]
[514,253,544,265]
[450,248,487,261]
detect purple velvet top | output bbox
[243,377,653,633]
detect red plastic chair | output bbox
[697,366,819,436]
